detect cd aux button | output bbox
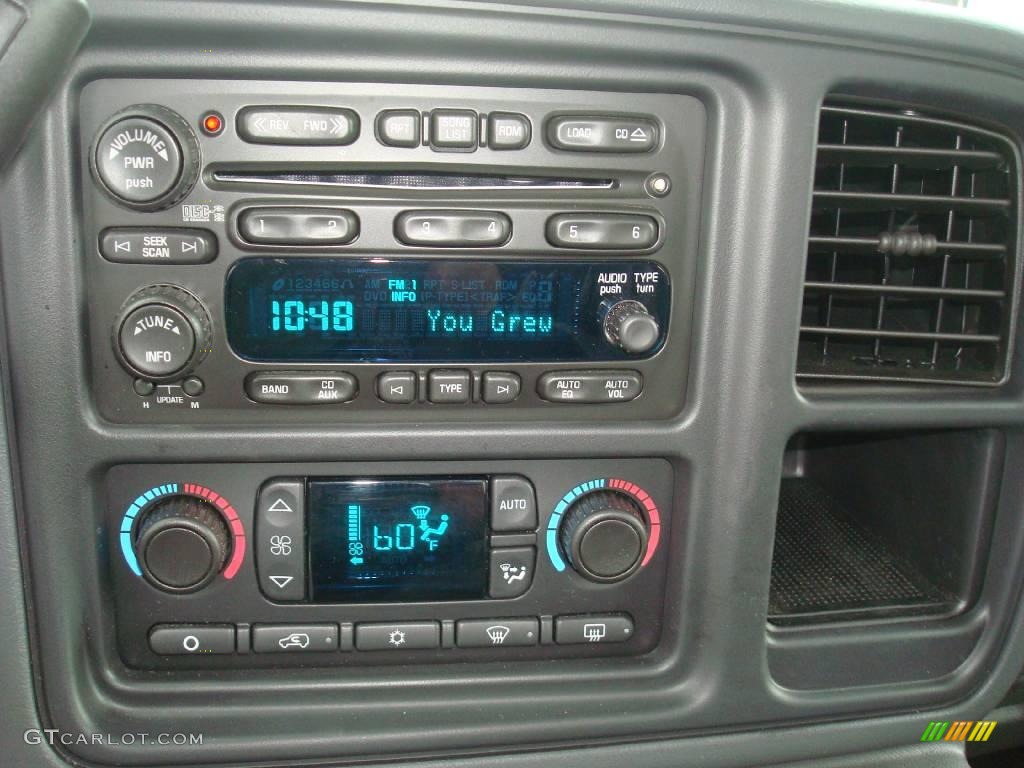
[537,371,642,404]
[245,372,357,405]
[237,106,359,145]
[395,210,510,247]
[238,207,359,245]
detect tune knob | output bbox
[602,300,660,354]
[90,104,200,211]
[113,285,212,381]
[559,490,649,583]
[135,495,231,593]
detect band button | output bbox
[245,372,357,405]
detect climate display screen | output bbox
[307,478,488,602]
[224,258,669,362]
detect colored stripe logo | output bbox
[920,720,997,742]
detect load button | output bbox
[537,370,642,403]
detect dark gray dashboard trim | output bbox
[3,0,1024,767]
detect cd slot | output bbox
[211,170,617,191]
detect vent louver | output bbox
[799,104,1019,385]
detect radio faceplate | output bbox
[107,459,675,668]
[80,81,705,423]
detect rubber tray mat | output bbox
[769,478,954,624]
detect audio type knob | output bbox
[114,284,212,381]
[602,300,660,354]
[134,495,231,593]
[559,490,649,583]
[90,104,200,211]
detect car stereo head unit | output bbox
[79,80,705,423]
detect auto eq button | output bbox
[252,624,338,653]
[537,371,642,403]
[547,115,657,153]
[100,228,217,264]
[237,106,359,145]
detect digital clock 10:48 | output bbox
[270,299,354,332]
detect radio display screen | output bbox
[225,258,669,362]
[307,478,488,602]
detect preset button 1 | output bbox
[238,207,359,245]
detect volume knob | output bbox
[559,490,648,583]
[603,300,660,354]
[114,284,212,381]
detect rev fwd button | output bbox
[237,106,359,145]
[100,228,217,264]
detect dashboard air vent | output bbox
[799,104,1019,385]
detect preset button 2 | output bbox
[238,207,358,245]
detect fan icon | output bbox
[485,625,511,645]
[388,629,407,647]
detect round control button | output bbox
[143,527,215,589]
[118,304,196,378]
[95,117,183,204]
[617,312,661,354]
[577,517,643,579]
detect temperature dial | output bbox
[559,490,649,583]
[134,495,230,593]
[114,285,212,381]
[602,300,660,354]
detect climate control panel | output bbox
[107,459,674,668]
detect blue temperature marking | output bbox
[119,483,179,576]
[546,479,606,572]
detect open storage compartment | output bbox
[769,429,1002,626]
